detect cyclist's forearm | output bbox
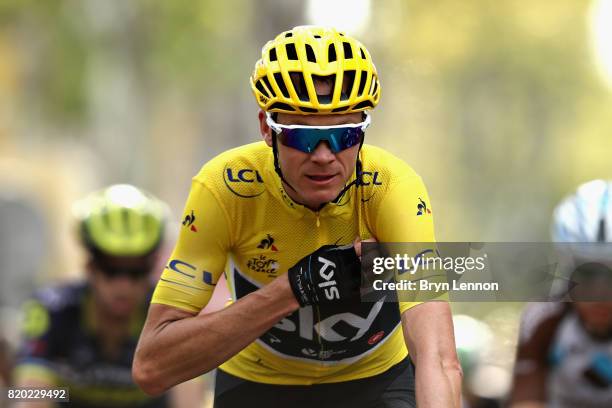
[402,302,462,408]
[415,353,462,408]
[133,274,299,395]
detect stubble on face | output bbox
[276,139,360,209]
[262,78,365,209]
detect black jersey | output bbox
[15,282,167,408]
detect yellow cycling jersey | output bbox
[152,141,436,384]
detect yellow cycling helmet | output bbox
[250,26,380,114]
[73,184,167,257]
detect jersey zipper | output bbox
[314,210,325,366]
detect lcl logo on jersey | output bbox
[359,171,383,203]
[226,168,263,183]
[166,259,217,286]
[223,165,266,198]
[337,170,385,206]
[360,171,382,186]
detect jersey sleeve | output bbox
[371,173,437,315]
[373,172,435,243]
[13,299,59,385]
[151,179,232,313]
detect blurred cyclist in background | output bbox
[12,184,203,408]
[510,179,612,407]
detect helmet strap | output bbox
[271,132,299,195]
[331,157,363,205]
[331,129,366,203]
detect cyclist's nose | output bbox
[310,141,335,163]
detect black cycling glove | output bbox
[287,244,362,307]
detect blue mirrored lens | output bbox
[277,128,364,153]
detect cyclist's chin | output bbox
[300,186,342,208]
[106,298,138,318]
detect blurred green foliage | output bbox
[370,0,612,240]
[0,0,253,124]
[0,0,87,120]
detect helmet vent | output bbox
[269,47,277,61]
[332,106,350,113]
[255,80,270,98]
[289,72,309,101]
[269,102,295,111]
[300,107,317,113]
[357,71,367,95]
[314,34,321,39]
[305,44,316,63]
[343,42,353,59]
[285,32,293,38]
[360,48,366,59]
[273,72,290,98]
[341,70,356,100]
[262,76,275,97]
[328,44,337,62]
[285,43,298,60]
[353,101,374,110]
[312,74,336,104]
[371,77,378,95]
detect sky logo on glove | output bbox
[288,244,361,307]
[318,256,340,300]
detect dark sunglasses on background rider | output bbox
[92,255,153,280]
[569,261,612,301]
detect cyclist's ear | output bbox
[258,110,273,146]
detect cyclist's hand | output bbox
[354,237,398,302]
[287,244,361,307]
[353,236,377,258]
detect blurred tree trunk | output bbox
[82,0,150,185]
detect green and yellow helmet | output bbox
[73,184,167,257]
[250,26,380,114]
